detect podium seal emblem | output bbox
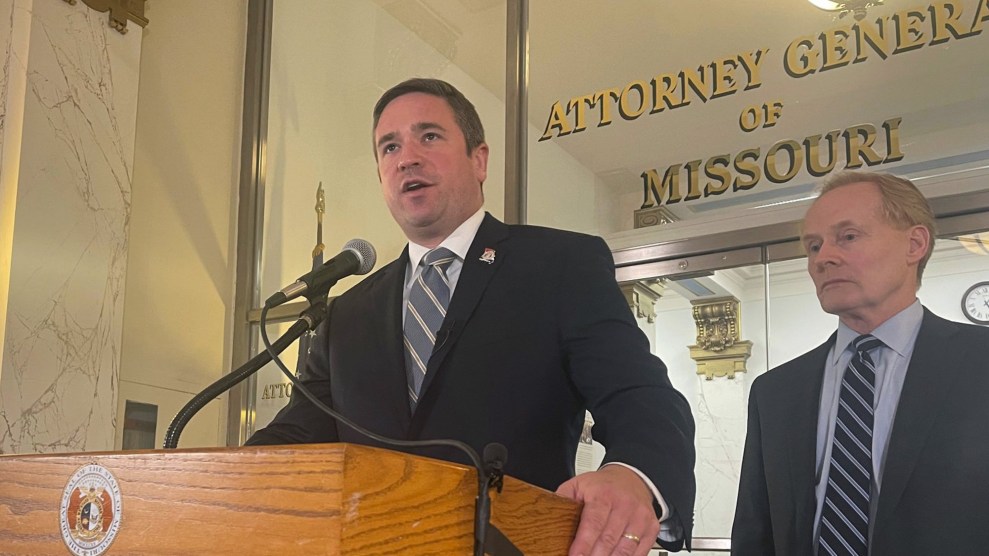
[60,464,123,556]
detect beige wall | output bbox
[117,1,247,449]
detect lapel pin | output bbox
[479,248,496,264]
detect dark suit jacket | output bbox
[248,213,696,543]
[732,308,989,555]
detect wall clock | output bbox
[962,281,989,325]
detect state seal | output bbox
[60,464,123,556]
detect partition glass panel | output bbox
[624,227,989,551]
[765,256,833,367]
[915,233,989,323]
[626,262,766,554]
[768,231,989,369]
[526,0,989,243]
[757,230,989,556]
[247,0,508,434]
[237,3,989,550]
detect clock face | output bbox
[962,282,989,325]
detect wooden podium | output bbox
[0,443,580,555]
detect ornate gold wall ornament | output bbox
[620,280,667,324]
[633,205,679,229]
[692,297,740,352]
[62,0,149,34]
[689,296,752,379]
[691,340,753,380]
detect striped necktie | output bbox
[818,334,884,556]
[404,248,456,408]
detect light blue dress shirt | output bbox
[812,300,924,553]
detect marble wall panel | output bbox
[0,0,140,454]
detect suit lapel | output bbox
[373,251,415,427]
[876,310,960,524]
[782,337,833,547]
[415,214,509,408]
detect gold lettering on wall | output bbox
[539,48,771,141]
[260,383,293,400]
[782,1,986,77]
[638,117,903,209]
[540,1,985,143]
[532,0,987,218]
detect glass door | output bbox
[619,221,989,554]
[619,247,765,555]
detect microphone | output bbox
[165,239,375,447]
[483,442,508,484]
[265,239,376,307]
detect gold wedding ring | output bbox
[621,532,641,543]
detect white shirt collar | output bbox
[833,299,923,363]
[406,208,486,269]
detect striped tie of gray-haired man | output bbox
[818,334,885,556]
[403,247,456,408]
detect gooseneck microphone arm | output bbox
[162,302,327,450]
[165,239,376,450]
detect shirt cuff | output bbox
[603,462,668,519]
[602,462,682,543]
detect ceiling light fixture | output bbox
[807,0,884,21]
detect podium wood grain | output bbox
[0,443,580,555]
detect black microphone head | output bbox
[343,238,376,274]
[482,442,508,469]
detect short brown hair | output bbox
[372,78,485,156]
[818,170,936,284]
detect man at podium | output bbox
[247,78,696,555]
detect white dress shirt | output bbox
[401,208,677,540]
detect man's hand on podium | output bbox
[556,465,660,556]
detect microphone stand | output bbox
[164,294,521,555]
[162,302,326,450]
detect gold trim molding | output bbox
[63,0,149,34]
[620,280,667,324]
[690,341,753,380]
[634,205,679,229]
[689,296,752,379]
